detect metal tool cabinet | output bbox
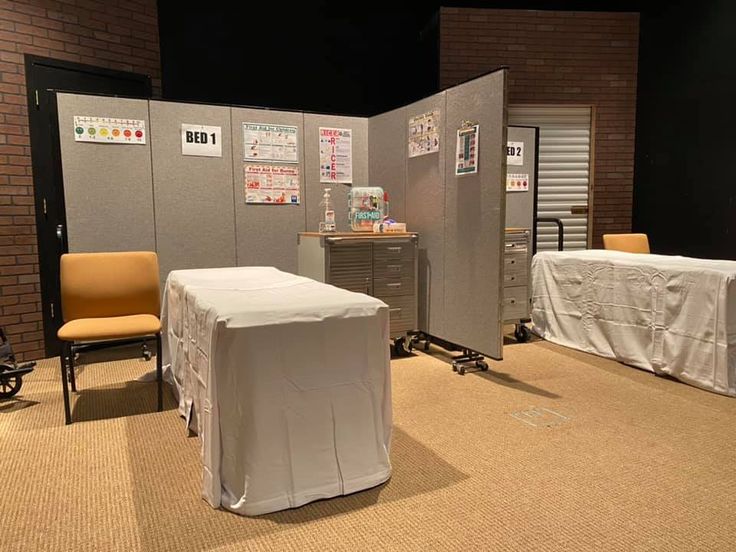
[297,232,419,353]
[503,228,532,342]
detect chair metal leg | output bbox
[156,333,163,411]
[68,343,77,393]
[59,342,72,425]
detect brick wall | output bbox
[0,0,160,360]
[440,8,639,248]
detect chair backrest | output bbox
[60,251,160,322]
[602,233,650,254]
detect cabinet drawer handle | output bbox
[386,282,402,288]
[389,308,402,315]
[387,246,402,252]
[387,264,402,271]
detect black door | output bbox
[25,55,152,357]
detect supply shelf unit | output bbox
[297,232,419,355]
[503,228,532,342]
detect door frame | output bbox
[24,55,152,357]
[508,103,595,250]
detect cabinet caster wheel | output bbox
[142,344,152,361]
[457,365,466,375]
[476,360,488,371]
[514,324,531,343]
[423,340,430,351]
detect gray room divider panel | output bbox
[404,94,447,336]
[149,101,236,282]
[230,107,306,272]
[443,70,507,358]
[57,93,156,253]
[368,108,407,222]
[303,114,368,232]
[506,126,537,241]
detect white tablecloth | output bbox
[161,266,392,515]
[532,250,736,396]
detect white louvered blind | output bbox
[508,106,592,251]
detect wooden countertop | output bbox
[299,232,417,238]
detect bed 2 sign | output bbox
[181,124,222,157]
[507,141,523,166]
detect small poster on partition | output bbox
[319,127,352,184]
[506,173,530,192]
[455,124,479,176]
[244,164,300,205]
[73,116,146,144]
[408,110,440,157]
[243,123,298,163]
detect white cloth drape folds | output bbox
[161,267,392,515]
[532,250,736,396]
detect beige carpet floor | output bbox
[2,336,736,552]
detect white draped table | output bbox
[161,266,392,515]
[532,250,736,396]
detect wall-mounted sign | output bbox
[244,164,300,204]
[506,173,529,192]
[455,124,479,176]
[319,127,352,184]
[507,141,524,166]
[181,124,222,157]
[408,110,440,158]
[243,123,298,163]
[73,116,146,144]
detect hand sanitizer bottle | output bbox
[319,188,336,232]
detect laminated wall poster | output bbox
[408,110,440,157]
[506,173,529,192]
[73,116,146,144]
[243,123,298,163]
[319,127,352,184]
[244,164,300,204]
[455,124,479,176]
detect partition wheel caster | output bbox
[514,324,531,343]
[393,337,409,357]
[0,367,22,399]
[451,361,458,372]
[457,364,466,376]
[142,344,152,362]
[476,360,489,371]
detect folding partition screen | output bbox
[55,67,507,358]
[367,69,508,358]
[506,125,538,242]
[149,101,236,282]
[230,107,305,272]
[57,94,156,253]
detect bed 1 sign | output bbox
[181,123,222,157]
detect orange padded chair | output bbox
[57,251,162,425]
[602,233,650,254]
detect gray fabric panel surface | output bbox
[368,107,406,222]
[443,70,507,358]
[303,114,368,232]
[230,108,305,272]
[404,94,447,335]
[505,126,536,242]
[149,101,236,282]
[57,93,155,253]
